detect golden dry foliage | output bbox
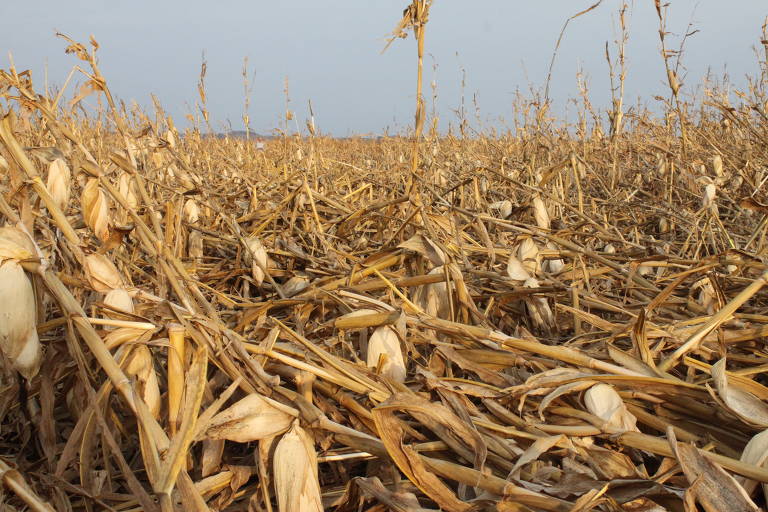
[2,30,768,512]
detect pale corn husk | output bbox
[81,178,111,242]
[712,154,724,177]
[165,129,176,148]
[117,174,138,211]
[366,326,406,383]
[739,429,768,495]
[203,393,297,442]
[507,254,531,282]
[246,236,268,286]
[84,254,126,293]
[125,345,161,419]
[46,158,71,211]
[283,275,310,297]
[104,288,134,315]
[523,277,554,332]
[0,225,37,263]
[532,195,550,230]
[703,183,717,210]
[517,237,541,275]
[692,277,716,314]
[490,199,513,219]
[188,229,204,261]
[413,266,450,319]
[0,261,41,380]
[0,154,7,172]
[273,422,323,512]
[544,242,565,274]
[584,383,639,432]
[183,199,200,224]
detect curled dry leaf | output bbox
[367,326,406,383]
[710,358,768,427]
[583,383,639,432]
[273,421,323,512]
[0,261,41,380]
[84,253,125,293]
[46,158,71,211]
[203,393,297,442]
[81,178,111,242]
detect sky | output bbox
[1,1,766,136]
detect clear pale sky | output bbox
[2,1,765,135]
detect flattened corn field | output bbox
[2,22,768,512]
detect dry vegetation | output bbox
[1,10,768,512]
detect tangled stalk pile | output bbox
[1,35,768,512]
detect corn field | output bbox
[1,19,768,512]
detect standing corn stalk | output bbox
[386,0,433,201]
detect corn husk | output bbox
[84,254,125,293]
[125,345,161,419]
[584,383,639,433]
[532,195,550,230]
[104,288,134,314]
[81,178,111,242]
[183,199,200,224]
[0,261,41,380]
[203,393,297,442]
[273,422,323,512]
[246,236,268,285]
[117,174,138,211]
[517,237,541,275]
[366,326,406,383]
[507,254,531,282]
[46,158,71,211]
